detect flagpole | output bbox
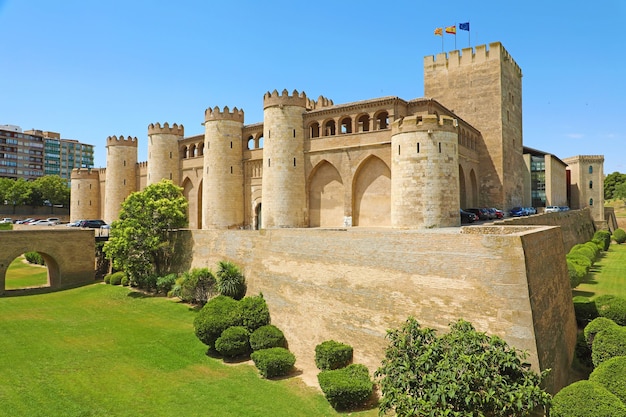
[454,23,457,50]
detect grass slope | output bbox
[574,243,626,299]
[4,255,48,289]
[0,284,375,417]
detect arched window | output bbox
[309,122,320,138]
[247,136,255,150]
[340,117,352,134]
[324,120,336,136]
[589,180,593,189]
[375,111,389,130]
[589,165,593,174]
[589,198,594,206]
[357,114,370,132]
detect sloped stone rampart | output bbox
[184,225,577,393]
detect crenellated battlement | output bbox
[424,42,522,77]
[392,114,457,134]
[307,95,334,110]
[70,168,100,180]
[204,106,244,123]
[148,122,184,136]
[263,89,308,109]
[106,135,138,147]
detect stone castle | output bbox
[73,42,599,228]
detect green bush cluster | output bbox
[584,317,619,347]
[574,296,599,326]
[24,251,44,265]
[591,325,626,367]
[317,364,373,410]
[551,380,626,417]
[216,261,247,300]
[593,230,612,251]
[589,356,626,404]
[156,273,177,295]
[567,242,602,288]
[214,326,251,358]
[239,294,271,332]
[171,268,216,305]
[106,271,126,286]
[594,295,626,326]
[193,295,241,349]
[314,340,353,370]
[250,347,295,378]
[613,228,626,244]
[249,325,286,351]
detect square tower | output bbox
[424,42,524,210]
[564,155,605,222]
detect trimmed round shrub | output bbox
[24,251,44,265]
[103,274,111,284]
[317,364,374,411]
[551,380,626,417]
[592,325,626,367]
[595,295,626,325]
[250,325,286,351]
[193,295,242,349]
[108,271,126,286]
[214,326,251,358]
[156,273,177,295]
[613,228,626,244]
[566,252,593,270]
[250,347,295,378]
[315,340,353,370]
[594,230,612,251]
[589,356,626,404]
[120,275,129,286]
[568,261,588,288]
[574,296,599,325]
[239,294,270,332]
[584,317,619,346]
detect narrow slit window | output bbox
[293,158,296,167]
[293,129,296,138]
[417,143,420,153]
[268,159,270,167]
[230,141,232,149]
[230,166,233,174]
[439,143,442,153]
[398,145,401,155]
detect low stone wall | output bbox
[183,225,578,393]
[495,208,596,253]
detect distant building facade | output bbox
[0,125,94,183]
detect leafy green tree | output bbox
[103,180,188,288]
[604,172,626,200]
[375,317,551,417]
[6,178,32,207]
[33,175,70,206]
[0,177,14,204]
[615,182,626,200]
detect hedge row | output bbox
[315,340,353,371]
[573,295,626,327]
[317,364,373,410]
[551,380,626,417]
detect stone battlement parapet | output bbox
[70,168,100,180]
[106,135,138,147]
[148,122,184,136]
[424,42,522,77]
[263,89,308,109]
[204,106,244,123]
[392,114,457,134]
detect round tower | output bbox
[70,168,101,222]
[261,89,307,228]
[104,135,138,224]
[391,114,460,228]
[201,106,244,229]
[147,122,184,186]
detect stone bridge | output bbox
[0,229,96,295]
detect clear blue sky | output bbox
[1,0,624,174]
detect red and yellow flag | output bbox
[434,27,443,36]
[445,25,456,35]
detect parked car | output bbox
[465,208,489,221]
[15,218,34,224]
[28,219,55,226]
[66,219,84,227]
[79,219,107,228]
[460,209,476,224]
[0,218,13,224]
[509,207,525,217]
[46,217,60,224]
[559,206,570,212]
[545,206,560,213]
[525,207,537,215]
[490,208,504,219]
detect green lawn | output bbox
[0,284,377,417]
[573,243,626,299]
[4,255,48,289]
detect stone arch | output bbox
[309,122,320,138]
[308,160,345,227]
[459,165,467,208]
[190,144,197,158]
[247,135,255,150]
[182,145,189,159]
[197,142,204,156]
[469,169,478,207]
[374,111,389,130]
[181,176,198,229]
[323,119,336,136]
[352,155,391,227]
[339,116,353,134]
[356,113,371,132]
[197,178,203,229]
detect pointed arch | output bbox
[459,165,467,209]
[469,169,478,207]
[352,155,391,227]
[308,160,344,227]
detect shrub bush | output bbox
[239,294,271,332]
[172,268,216,305]
[593,230,612,251]
[315,340,353,370]
[120,275,129,286]
[214,326,251,358]
[103,274,111,284]
[250,347,295,378]
[574,296,599,325]
[550,380,626,417]
[594,295,626,325]
[591,325,626,367]
[216,261,246,300]
[250,325,286,351]
[589,356,626,404]
[24,251,44,265]
[574,331,593,369]
[613,228,626,244]
[317,364,373,410]
[568,261,588,288]
[566,252,593,269]
[584,317,619,346]
[108,271,126,286]
[193,295,242,349]
[156,273,177,295]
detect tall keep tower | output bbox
[104,136,138,224]
[70,168,101,222]
[261,90,307,228]
[564,155,605,222]
[202,106,244,229]
[147,122,183,186]
[391,114,460,228]
[424,42,524,210]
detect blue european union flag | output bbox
[459,22,470,31]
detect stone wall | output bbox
[182,224,579,393]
